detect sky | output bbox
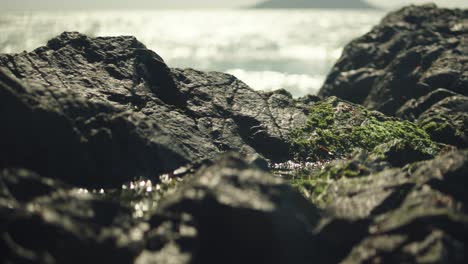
[1,0,468,11]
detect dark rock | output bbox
[147,154,322,264]
[0,169,145,264]
[1,5,467,263]
[295,149,468,263]
[0,32,312,187]
[396,88,459,121]
[319,4,468,117]
[289,96,439,162]
[0,69,189,188]
[174,68,310,161]
[418,95,468,147]
[343,150,468,263]
[0,168,59,202]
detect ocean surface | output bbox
[0,9,385,97]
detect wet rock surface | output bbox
[0,32,310,187]
[1,4,468,264]
[331,150,468,263]
[143,155,322,264]
[418,95,468,147]
[0,169,145,264]
[289,96,440,162]
[319,5,468,130]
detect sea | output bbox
[0,9,385,97]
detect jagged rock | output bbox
[396,88,459,121]
[0,32,311,187]
[0,70,189,188]
[294,149,468,263]
[0,169,146,264]
[319,4,468,118]
[1,5,467,264]
[289,96,439,161]
[145,154,322,264]
[0,155,326,264]
[418,95,468,147]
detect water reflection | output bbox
[0,9,383,96]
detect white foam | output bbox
[0,9,383,96]
[227,69,324,97]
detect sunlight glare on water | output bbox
[0,9,384,96]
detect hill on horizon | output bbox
[253,0,376,9]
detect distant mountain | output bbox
[253,0,376,9]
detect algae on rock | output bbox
[290,97,440,162]
[289,97,442,207]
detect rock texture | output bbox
[0,168,144,263]
[289,96,439,162]
[319,4,468,146]
[142,155,322,264]
[326,150,468,263]
[0,155,324,264]
[291,149,466,263]
[1,4,468,264]
[0,32,310,187]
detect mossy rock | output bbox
[290,139,439,207]
[417,95,468,148]
[290,97,440,162]
[289,97,441,206]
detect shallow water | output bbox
[0,9,384,96]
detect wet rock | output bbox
[0,32,312,187]
[418,95,468,147]
[289,138,436,208]
[0,169,146,264]
[289,96,439,162]
[319,4,468,117]
[396,88,459,121]
[145,154,322,264]
[174,69,311,161]
[341,150,468,263]
[0,69,189,188]
[294,149,468,263]
[1,6,467,263]
[0,169,59,202]
[0,156,327,264]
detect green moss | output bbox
[290,172,331,207]
[289,97,441,206]
[421,121,449,134]
[304,100,335,129]
[289,158,370,206]
[290,97,439,161]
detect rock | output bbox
[342,150,468,263]
[0,32,312,187]
[319,4,468,117]
[0,69,189,188]
[418,95,468,147]
[145,154,322,264]
[0,169,59,203]
[0,155,326,264]
[396,88,459,121]
[173,68,310,161]
[289,96,439,162]
[294,149,468,263]
[0,168,146,264]
[1,6,468,263]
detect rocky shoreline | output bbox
[1,4,467,264]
